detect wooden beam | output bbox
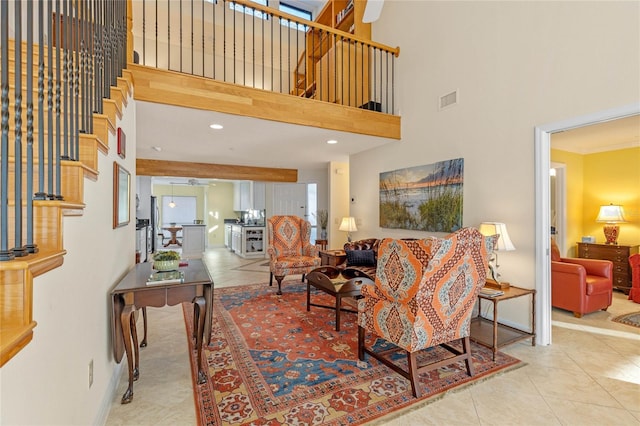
[136,159,298,182]
[129,65,401,140]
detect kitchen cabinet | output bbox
[233,182,251,211]
[224,223,232,249]
[231,225,243,253]
[241,226,265,258]
[253,182,265,210]
[234,181,265,211]
[181,225,206,259]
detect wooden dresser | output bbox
[577,242,639,294]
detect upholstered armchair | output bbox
[550,239,613,317]
[267,215,321,295]
[629,253,640,304]
[357,228,494,398]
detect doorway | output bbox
[272,183,309,218]
[534,103,640,346]
[549,162,566,255]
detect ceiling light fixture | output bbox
[327,139,338,144]
[169,184,176,208]
[209,123,224,130]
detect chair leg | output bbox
[406,351,421,398]
[274,275,285,295]
[301,273,306,282]
[357,326,366,360]
[269,272,273,286]
[462,336,475,377]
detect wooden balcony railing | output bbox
[131,0,400,114]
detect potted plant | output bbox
[316,209,328,239]
[152,250,181,271]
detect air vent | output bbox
[439,89,459,110]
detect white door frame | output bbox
[550,162,566,255]
[534,102,640,346]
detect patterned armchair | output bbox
[357,228,494,398]
[267,215,321,295]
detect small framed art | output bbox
[117,127,126,159]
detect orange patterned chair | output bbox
[357,228,494,398]
[267,215,321,295]
[629,253,640,304]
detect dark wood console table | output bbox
[111,259,213,404]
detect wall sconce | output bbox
[339,217,357,242]
[596,204,626,245]
[478,222,516,286]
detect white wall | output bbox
[350,1,639,329]
[0,99,138,425]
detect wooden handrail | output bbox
[227,0,400,57]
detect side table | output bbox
[470,285,536,360]
[315,239,328,250]
[320,249,347,267]
[307,266,374,331]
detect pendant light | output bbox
[169,184,176,208]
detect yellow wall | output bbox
[551,147,640,254]
[205,181,235,246]
[583,147,640,245]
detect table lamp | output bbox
[478,222,516,287]
[339,217,357,242]
[596,204,626,245]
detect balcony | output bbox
[129,0,401,140]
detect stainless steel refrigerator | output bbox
[150,196,159,253]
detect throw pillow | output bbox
[346,249,376,266]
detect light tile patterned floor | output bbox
[106,248,640,425]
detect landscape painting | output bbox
[380,158,464,232]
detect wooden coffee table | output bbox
[306,266,374,331]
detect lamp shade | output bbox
[596,204,626,223]
[478,222,516,251]
[339,217,357,232]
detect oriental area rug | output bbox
[182,282,522,426]
[612,311,640,328]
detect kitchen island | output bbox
[229,223,265,258]
[181,224,206,259]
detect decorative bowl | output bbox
[153,260,180,271]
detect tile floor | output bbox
[106,247,640,425]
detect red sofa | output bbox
[629,253,640,304]
[551,239,613,318]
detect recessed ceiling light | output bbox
[210,123,223,130]
[152,146,162,152]
[327,139,338,144]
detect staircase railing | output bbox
[0,0,128,261]
[131,0,399,114]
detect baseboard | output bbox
[94,362,124,426]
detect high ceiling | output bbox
[137,100,639,184]
[135,101,396,172]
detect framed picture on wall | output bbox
[113,162,131,228]
[379,158,464,232]
[117,127,126,159]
